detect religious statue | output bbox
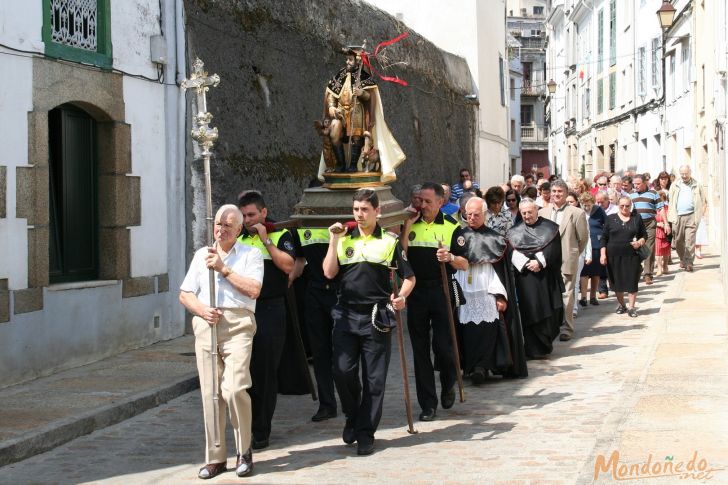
[317,43,406,185]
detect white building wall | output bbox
[125,77,170,277]
[476,0,510,186]
[0,53,32,291]
[0,0,185,385]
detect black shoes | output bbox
[311,408,337,422]
[589,297,600,306]
[628,308,638,318]
[357,439,375,456]
[236,449,254,477]
[578,298,588,307]
[251,437,269,450]
[198,462,226,480]
[559,333,572,342]
[419,408,436,421]
[471,367,487,385]
[616,305,627,314]
[441,386,456,410]
[342,420,356,444]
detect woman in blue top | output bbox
[579,192,607,306]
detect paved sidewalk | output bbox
[0,254,726,483]
[0,336,198,466]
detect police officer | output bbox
[237,191,296,450]
[323,188,415,456]
[401,182,469,422]
[290,225,339,422]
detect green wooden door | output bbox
[49,104,98,283]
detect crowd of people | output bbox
[178,165,707,479]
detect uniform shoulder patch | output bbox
[385,230,398,239]
[283,240,294,251]
[345,247,355,258]
[303,229,312,240]
[401,249,408,261]
[408,231,416,241]
[457,235,466,247]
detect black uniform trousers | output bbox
[250,296,286,442]
[407,284,457,412]
[305,283,338,413]
[331,303,392,444]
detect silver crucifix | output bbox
[181,57,222,448]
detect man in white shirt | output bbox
[180,204,264,479]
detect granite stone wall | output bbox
[184,0,476,245]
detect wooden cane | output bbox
[437,241,465,403]
[390,269,417,434]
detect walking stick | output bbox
[437,240,465,403]
[182,59,222,447]
[286,286,318,401]
[390,268,417,434]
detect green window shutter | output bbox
[609,72,616,110]
[42,0,113,69]
[597,78,604,114]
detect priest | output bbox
[455,197,528,383]
[506,198,564,359]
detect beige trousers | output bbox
[674,212,697,266]
[193,309,256,464]
[561,273,577,336]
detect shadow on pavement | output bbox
[585,324,646,335]
[562,344,626,356]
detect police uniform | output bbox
[331,224,413,448]
[238,227,296,445]
[293,227,339,416]
[405,212,467,413]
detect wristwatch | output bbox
[263,238,273,246]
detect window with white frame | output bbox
[681,42,691,91]
[668,53,675,101]
[651,37,660,93]
[638,46,646,95]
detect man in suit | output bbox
[538,180,589,342]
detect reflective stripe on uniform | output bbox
[297,228,330,246]
[237,229,288,260]
[337,232,397,267]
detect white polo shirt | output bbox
[180,241,264,312]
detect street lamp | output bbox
[656,1,676,29]
[547,79,557,94]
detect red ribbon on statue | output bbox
[360,32,410,86]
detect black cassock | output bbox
[506,218,564,358]
[459,226,528,378]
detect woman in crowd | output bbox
[566,192,591,318]
[654,171,672,195]
[504,188,521,225]
[654,190,671,275]
[600,196,647,317]
[484,186,512,236]
[578,192,607,305]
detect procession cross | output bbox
[181,57,222,448]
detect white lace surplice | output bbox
[455,263,507,325]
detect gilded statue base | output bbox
[321,171,384,189]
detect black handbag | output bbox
[636,244,651,261]
[449,278,467,307]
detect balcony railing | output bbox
[521,81,546,96]
[521,123,548,142]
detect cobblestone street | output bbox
[2,256,727,484]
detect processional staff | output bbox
[181,58,222,447]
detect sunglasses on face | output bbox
[618,204,631,208]
[598,183,607,186]
[506,198,517,202]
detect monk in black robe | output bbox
[506,199,564,359]
[456,197,528,381]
